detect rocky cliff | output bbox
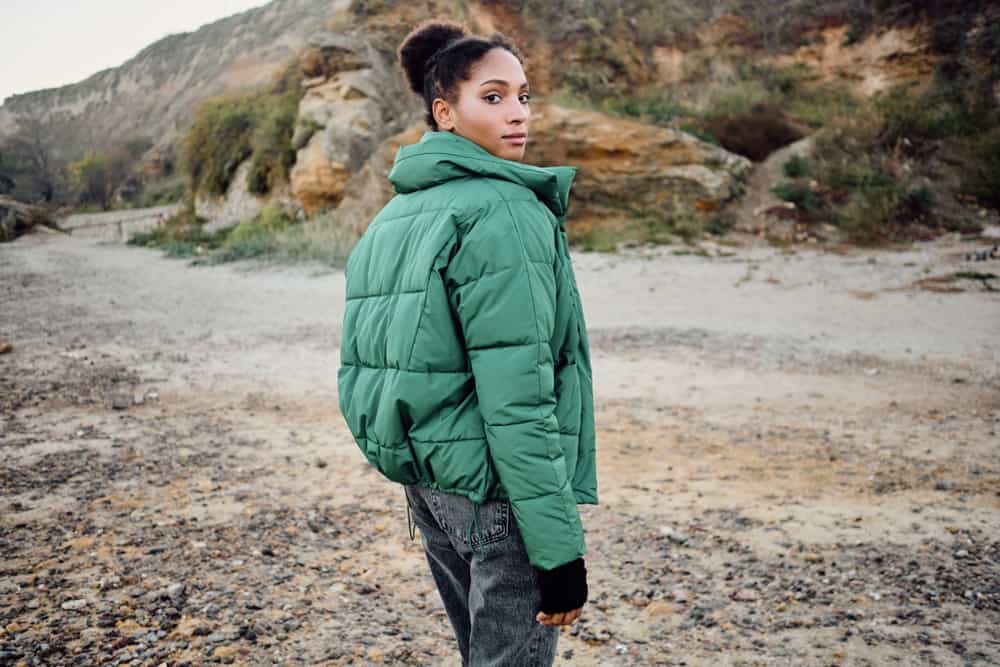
[0,0,349,161]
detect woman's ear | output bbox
[433,98,454,131]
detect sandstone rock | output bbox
[334,124,424,233]
[290,31,417,216]
[528,105,750,223]
[773,25,934,96]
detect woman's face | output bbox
[433,48,531,161]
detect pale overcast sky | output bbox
[0,0,269,104]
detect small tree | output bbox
[66,151,112,209]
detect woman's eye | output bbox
[519,93,531,104]
[484,93,501,104]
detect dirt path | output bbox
[2,231,998,666]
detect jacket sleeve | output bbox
[445,201,585,571]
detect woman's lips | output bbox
[502,133,527,146]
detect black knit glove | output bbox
[535,558,588,614]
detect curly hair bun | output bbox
[397,20,468,95]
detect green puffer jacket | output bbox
[337,130,597,570]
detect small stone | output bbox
[732,589,759,602]
[61,599,88,611]
[110,395,131,410]
[367,647,384,663]
[954,550,969,559]
[644,601,673,616]
[212,646,238,660]
[660,527,689,544]
[166,583,185,601]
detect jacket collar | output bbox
[388,130,576,220]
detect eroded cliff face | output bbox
[5,0,989,233]
[289,31,417,216]
[774,25,936,96]
[0,0,350,160]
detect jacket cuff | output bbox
[535,557,588,614]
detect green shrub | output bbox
[876,85,978,147]
[898,186,935,219]
[960,126,1000,209]
[825,163,894,192]
[182,61,302,198]
[182,97,256,196]
[211,204,292,262]
[575,226,620,253]
[704,212,737,236]
[835,186,901,245]
[606,92,695,125]
[783,155,810,178]
[261,208,357,267]
[670,213,704,244]
[128,203,225,250]
[203,205,357,268]
[132,178,186,208]
[247,92,299,195]
[771,182,822,214]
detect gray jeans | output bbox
[403,485,559,667]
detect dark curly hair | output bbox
[397,20,523,130]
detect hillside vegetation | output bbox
[2,0,998,256]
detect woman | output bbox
[337,19,598,666]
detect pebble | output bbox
[61,599,88,611]
[732,589,760,602]
[660,527,690,544]
[166,583,185,601]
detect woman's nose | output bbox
[508,101,528,124]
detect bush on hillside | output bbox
[182,61,302,198]
[182,97,257,197]
[783,155,810,178]
[960,127,1000,209]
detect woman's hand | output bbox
[536,607,582,626]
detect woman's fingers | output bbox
[536,608,583,626]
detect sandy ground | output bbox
[1,229,999,666]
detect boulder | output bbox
[526,104,751,227]
[290,31,417,216]
[334,124,424,233]
[0,196,57,242]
